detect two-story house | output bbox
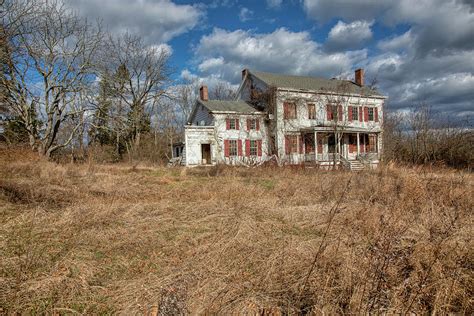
[182,68,386,169]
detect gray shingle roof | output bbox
[250,70,384,97]
[199,99,260,113]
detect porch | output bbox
[301,130,380,167]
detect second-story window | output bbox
[308,103,316,119]
[226,118,239,130]
[283,102,297,119]
[368,108,374,121]
[352,106,359,121]
[247,118,259,130]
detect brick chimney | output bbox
[355,68,364,86]
[242,68,248,80]
[199,85,208,101]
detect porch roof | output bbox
[300,126,382,133]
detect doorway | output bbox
[201,144,211,165]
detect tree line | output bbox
[1,0,235,162]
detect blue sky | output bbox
[67,0,473,119]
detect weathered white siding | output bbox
[184,126,216,166]
[273,89,384,163]
[213,113,268,164]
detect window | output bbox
[368,135,377,153]
[248,119,257,130]
[308,103,316,119]
[249,140,257,156]
[351,107,359,121]
[328,134,336,153]
[326,104,334,120]
[368,108,374,121]
[226,118,239,130]
[284,102,297,119]
[229,140,238,156]
[285,135,298,154]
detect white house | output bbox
[181,68,387,170]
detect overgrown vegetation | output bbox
[1,148,472,314]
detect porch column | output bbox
[337,132,341,158]
[357,132,360,156]
[314,131,318,161]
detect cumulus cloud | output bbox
[195,27,367,83]
[238,7,254,22]
[303,0,391,24]
[377,30,414,52]
[301,0,474,117]
[266,0,282,9]
[325,20,373,52]
[65,0,204,43]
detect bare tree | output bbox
[2,0,103,158]
[209,81,237,101]
[102,33,171,154]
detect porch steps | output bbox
[348,160,365,171]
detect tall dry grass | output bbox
[0,148,472,314]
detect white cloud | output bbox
[238,7,254,22]
[195,27,367,83]
[377,30,413,52]
[65,0,204,43]
[266,0,282,9]
[325,20,373,51]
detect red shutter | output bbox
[245,139,250,156]
[224,140,230,157]
[326,104,331,120]
[257,140,262,156]
[285,136,290,154]
[348,106,353,122]
[236,119,240,130]
[247,118,250,131]
[238,139,242,156]
[338,105,342,121]
[375,108,379,122]
[364,107,369,122]
[283,102,289,119]
[359,107,363,121]
[256,119,260,131]
[226,118,230,130]
[299,135,304,154]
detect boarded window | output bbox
[368,135,377,153]
[285,135,298,154]
[308,103,316,119]
[284,102,297,119]
[229,140,238,156]
[326,104,339,120]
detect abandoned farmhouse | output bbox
[180,69,386,169]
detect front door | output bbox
[201,144,211,165]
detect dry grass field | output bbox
[0,148,472,314]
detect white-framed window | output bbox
[229,140,238,156]
[352,107,359,121]
[229,118,237,129]
[368,108,374,121]
[249,140,257,156]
